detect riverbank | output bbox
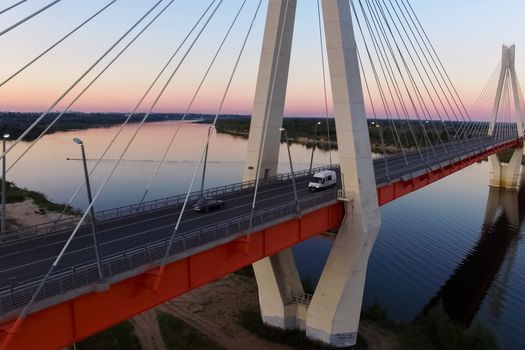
[0,112,232,141]
[1,181,78,233]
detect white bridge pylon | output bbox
[243,0,379,347]
[489,44,525,189]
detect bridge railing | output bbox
[292,293,313,306]
[2,164,339,242]
[0,189,339,316]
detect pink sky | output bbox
[0,1,523,120]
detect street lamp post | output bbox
[200,126,215,197]
[279,128,300,214]
[308,121,321,174]
[376,124,390,180]
[73,138,105,283]
[1,133,9,238]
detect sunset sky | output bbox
[0,0,523,119]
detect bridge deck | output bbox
[0,134,521,321]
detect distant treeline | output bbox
[206,117,482,153]
[0,112,247,141]
[0,112,485,153]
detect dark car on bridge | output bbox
[192,197,225,213]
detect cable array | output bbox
[350,0,489,168]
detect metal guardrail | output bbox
[292,293,313,306]
[2,164,339,242]
[0,189,339,316]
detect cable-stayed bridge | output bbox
[0,0,523,349]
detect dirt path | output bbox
[130,309,166,350]
[131,274,291,350]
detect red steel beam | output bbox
[0,204,344,350]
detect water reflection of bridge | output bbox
[423,183,524,325]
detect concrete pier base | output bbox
[489,148,522,189]
[305,205,380,347]
[253,249,304,330]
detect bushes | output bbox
[157,311,224,350]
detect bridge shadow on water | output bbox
[421,180,525,326]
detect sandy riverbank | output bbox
[129,272,398,350]
[5,199,77,232]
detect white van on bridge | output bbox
[308,170,337,191]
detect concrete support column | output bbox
[489,45,523,187]
[488,46,510,136]
[507,45,525,137]
[252,249,304,329]
[305,1,381,347]
[243,0,303,331]
[243,0,297,182]
[489,149,522,189]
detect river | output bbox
[5,121,524,349]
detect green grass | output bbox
[237,306,366,350]
[75,321,141,350]
[157,311,224,350]
[1,181,77,214]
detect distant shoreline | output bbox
[0,111,225,141]
[1,112,464,155]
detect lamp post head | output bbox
[73,138,83,145]
[279,127,285,132]
[2,134,9,139]
[316,122,321,125]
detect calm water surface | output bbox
[6,121,524,349]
